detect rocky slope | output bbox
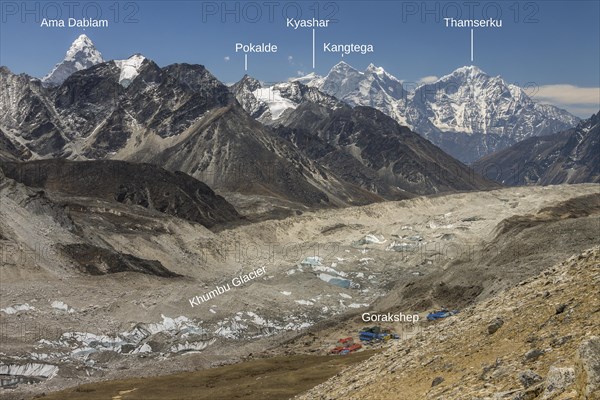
[473,112,600,185]
[0,128,32,161]
[373,192,600,313]
[296,246,600,400]
[140,102,383,209]
[0,159,241,228]
[274,101,497,198]
[0,66,68,157]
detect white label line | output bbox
[312,28,315,69]
[470,29,474,62]
[245,54,248,71]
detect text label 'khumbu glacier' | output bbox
[188,267,267,307]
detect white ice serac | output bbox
[114,54,146,88]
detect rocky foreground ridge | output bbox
[297,247,600,400]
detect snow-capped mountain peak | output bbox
[328,61,361,75]
[291,72,323,86]
[64,34,102,63]
[42,34,104,87]
[435,65,489,84]
[409,66,580,161]
[231,75,343,123]
[114,54,146,88]
[280,61,579,163]
[365,63,398,81]
[453,65,485,75]
[307,61,409,125]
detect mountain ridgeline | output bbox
[0,35,501,214]
[286,62,580,163]
[473,112,600,185]
[4,35,592,216]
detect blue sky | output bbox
[1,0,598,117]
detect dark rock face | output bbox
[230,75,270,119]
[424,130,517,165]
[0,128,32,161]
[0,159,241,228]
[518,370,543,388]
[146,102,382,207]
[0,67,68,157]
[274,103,498,198]
[127,62,232,138]
[60,243,179,277]
[52,62,125,147]
[1,60,231,156]
[83,107,133,159]
[473,112,600,185]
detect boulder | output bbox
[542,366,575,399]
[518,370,543,388]
[524,349,544,363]
[577,336,600,399]
[488,317,505,334]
